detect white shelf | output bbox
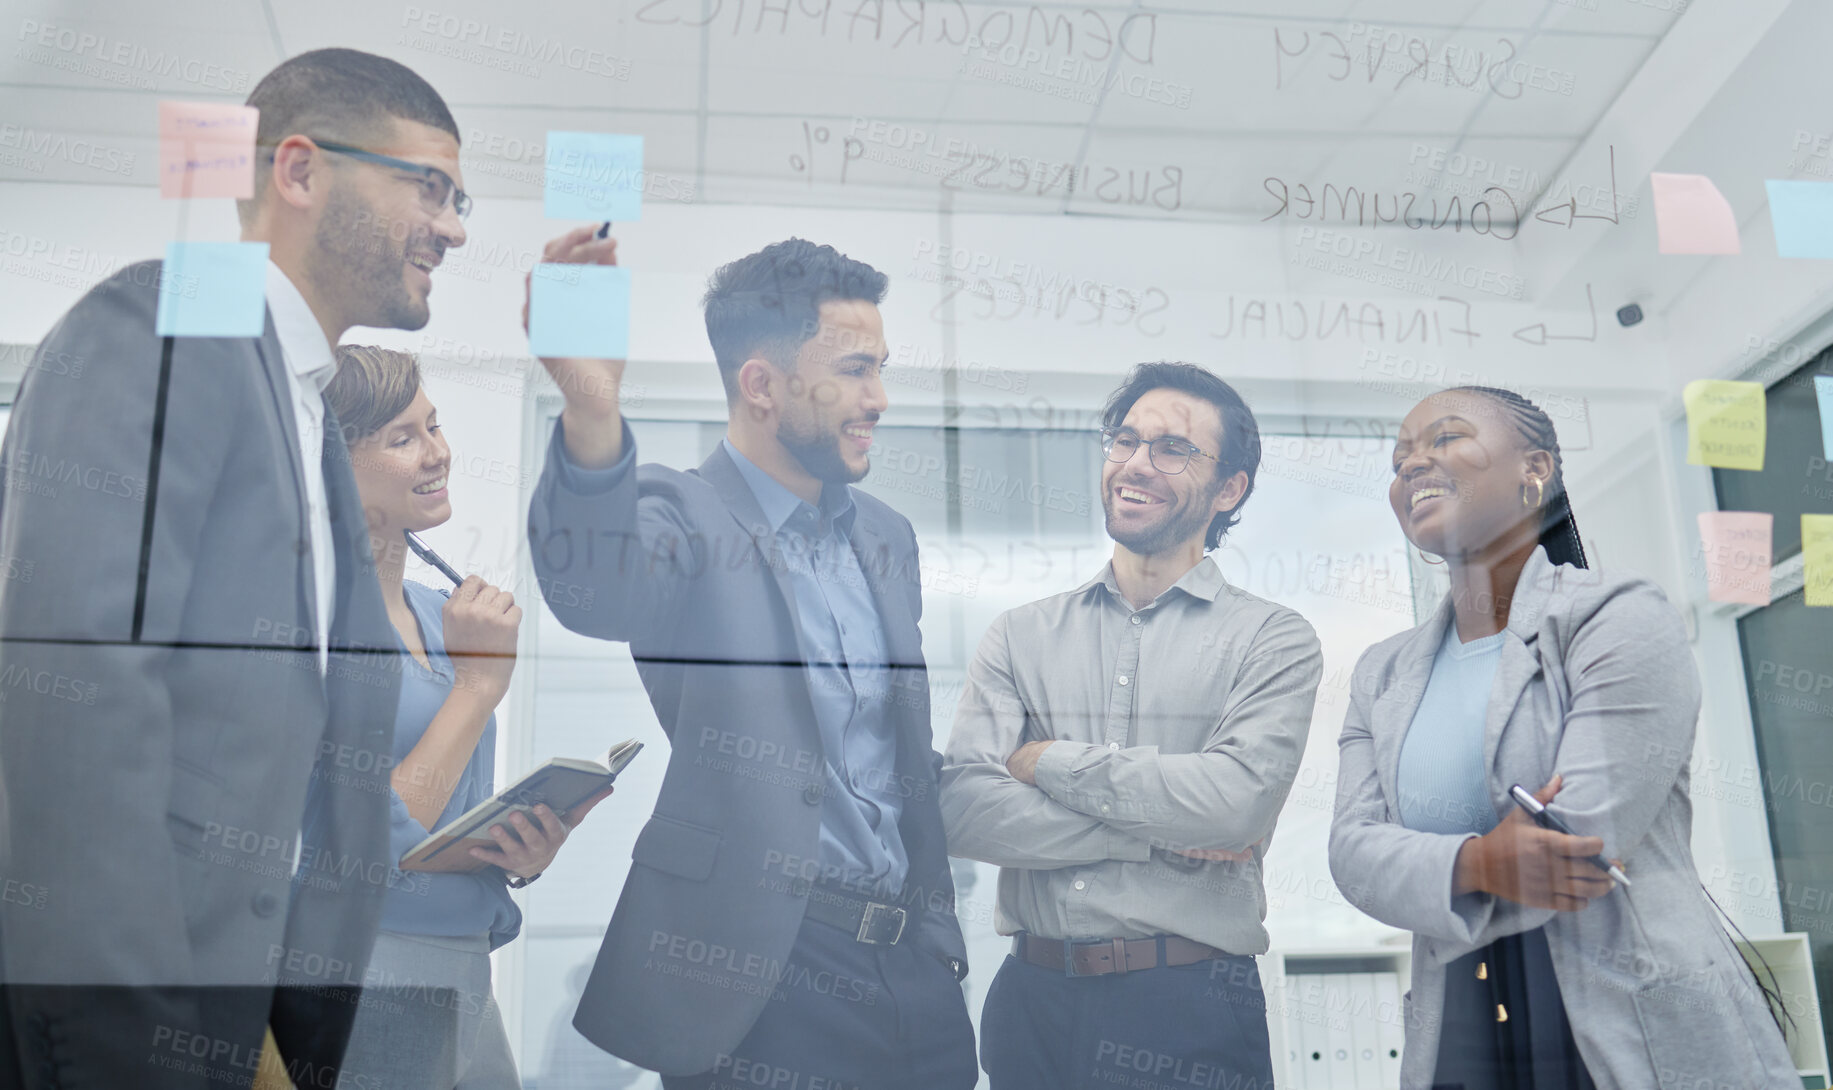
[1263,934,1828,1089]
[1737,933,1829,1088]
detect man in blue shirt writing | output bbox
[526,232,975,1089]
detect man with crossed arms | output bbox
[942,362,1323,1090]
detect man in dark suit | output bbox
[0,49,467,1088]
[527,234,977,1088]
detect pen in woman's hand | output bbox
[404,530,464,587]
[1509,783,1631,887]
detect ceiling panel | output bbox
[0,0,1690,226]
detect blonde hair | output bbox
[326,345,422,444]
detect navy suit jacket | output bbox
[528,423,966,1076]
[0,261,399,1089]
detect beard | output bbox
[778,404,867,485]
[312,186,429,332]
[1103,478,1220,555]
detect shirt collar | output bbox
[721,439,857,537]
[264,260,337,392]
[1076,554,1229,606]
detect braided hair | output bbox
[1444,385,1590,570]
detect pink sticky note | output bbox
[1697,511,1772,604]
[1652,172,1741,255]
[159,101,258,199]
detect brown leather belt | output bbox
[1014,931,1226,976]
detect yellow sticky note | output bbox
[1684,380,1766,471]
[1805,515,1833,607]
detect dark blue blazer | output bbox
[528,424,966,1076]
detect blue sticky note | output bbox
[155,241,269,337]
[1767,180,1833,259]
[1816,375,1833,460]
[528,264,630,358]
[545,132,643,221]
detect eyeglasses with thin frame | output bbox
[311,140,473,220]
[1099,426,1220,475]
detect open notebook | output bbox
[400,739,644,874]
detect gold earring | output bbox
[1523,478,1544,509]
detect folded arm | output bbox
[940,612,1154,870]
[1029,609,1323,854]
[1328,651,1553,947]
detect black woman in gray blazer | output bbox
[1330,386,1795,1088]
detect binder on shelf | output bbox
[1373,973,1406,1088]
[1349,973,1385,1088]
[1280,974,1312,1090]
[1324,974,1358,1087]
[1297,975,1333,1090]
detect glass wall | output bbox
[509,414,1419,1087]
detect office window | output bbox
[1738,588,1833,1054]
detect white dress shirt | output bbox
[264,260,337,674]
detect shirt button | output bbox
[1100,804,1110,814]
[1117,675,1129,686]
[1108,742,1121,750]
[1073,880,1087,891]
[1130,615,1142,625]
[803,784,823,805]
[251,890,280,918]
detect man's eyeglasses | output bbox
[313,140,472,220]
[1099,426,1220,475]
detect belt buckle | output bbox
[856,902,906,945]
[1062,938,1081,978]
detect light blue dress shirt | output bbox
[721,441,909,895]
[377,580,522,949]
[1394,621,1506,836]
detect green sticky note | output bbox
[1684,379,1766,471]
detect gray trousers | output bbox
[337,931,521,1090]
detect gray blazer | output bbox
[0,262,400,1088]
[527,425,966,1076]
[1329,547,1797,1089]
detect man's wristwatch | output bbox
[507,871,542,889]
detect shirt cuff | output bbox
[1032,740,1098,807]
[548,416,636,495]
[1444,833,1499,941]
[1107,829,1153,863]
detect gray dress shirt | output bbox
[940,555,1323,954]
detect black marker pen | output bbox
[404,530,463,588]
